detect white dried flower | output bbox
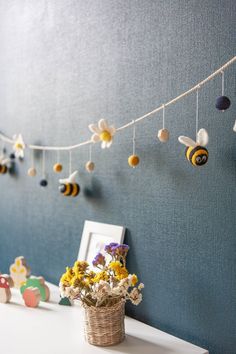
[129,288,142,305]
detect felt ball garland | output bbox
[28,150,37,177]
[216,96,231,111]
[85,145,95,173]
[28,167,37,177]
[0,57,235,196]
[215,71,231,111]
[40,179,48,187]
[128,155,139,167]
[40,151,48,187]
[128,121,140,168]
[53,151,63,173]
[158,105,170,143]
[86,161,95,172]
[53,163,63,173]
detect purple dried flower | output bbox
[104,242,119,254]
[112,244,129,256]
[92,253,106,267]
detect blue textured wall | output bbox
[0,1,235,353]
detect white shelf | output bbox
[0,282,208,354]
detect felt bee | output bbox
[0,156,10,174]
[59,183,80,197]
[59,171,80,197]
[178,129,209,166]
[0,164,8,174]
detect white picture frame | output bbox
[78,220,125,267]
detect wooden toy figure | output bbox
[1,274,14,288]
[59,296,73,306]
[22,287,41,308]
[0,275,12,303]
[20,276,50,302]
[10,256,31,288]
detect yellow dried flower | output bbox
[109,261,122,271]
[60,267,74,285]
[115,267,129,280]
[73,261,89,274]
[93,271,109,283]
[109,261,128,280]
[130,274,138,286]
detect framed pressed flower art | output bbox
[78,220,125,270]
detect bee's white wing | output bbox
[233,120,236,132]
[197,129,209,146]
[178,136,197,147]
[2,158,10,165]
[59,170,78,184]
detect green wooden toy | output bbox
[59,297,72,306]
[20,276,50,302]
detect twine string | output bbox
[162,104,165,129]
[42,150,46,178]
[132,120,136,155]
[69,150,72,175]
[196,87,199,140]
[221,71,225,96]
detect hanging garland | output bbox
[0,56,235,197]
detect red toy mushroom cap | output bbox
[0,276,10,289]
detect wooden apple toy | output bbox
[22,287,41,308]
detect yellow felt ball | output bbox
[86,161,95,172]
[100,131,112,142]
[128,155,140,167]
[53,163,63,173]
[27,167,37,177]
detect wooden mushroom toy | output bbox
[0,275,12,303]
[22,287,41,308]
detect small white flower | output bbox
[138,283,145,290]
[88,119,116,149]
[120,277,131,289]
[112,285,127,297]
[13,134,25,158]
[129,288,142,305]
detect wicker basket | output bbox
[83,300,125,346]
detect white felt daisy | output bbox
[88,119,116,149]
[13,134,25,158]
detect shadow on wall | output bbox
[83,175,104,202]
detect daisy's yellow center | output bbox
[99,131,112,142]
[15,143,23,149]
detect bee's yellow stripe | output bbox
[191,149,208,166]
[71,184,79,197]
[186,147,194,161]
[63,183,72,196]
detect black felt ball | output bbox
[215,96,231,111]
[40,179,48,187]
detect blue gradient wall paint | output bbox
[0,1,235,353]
